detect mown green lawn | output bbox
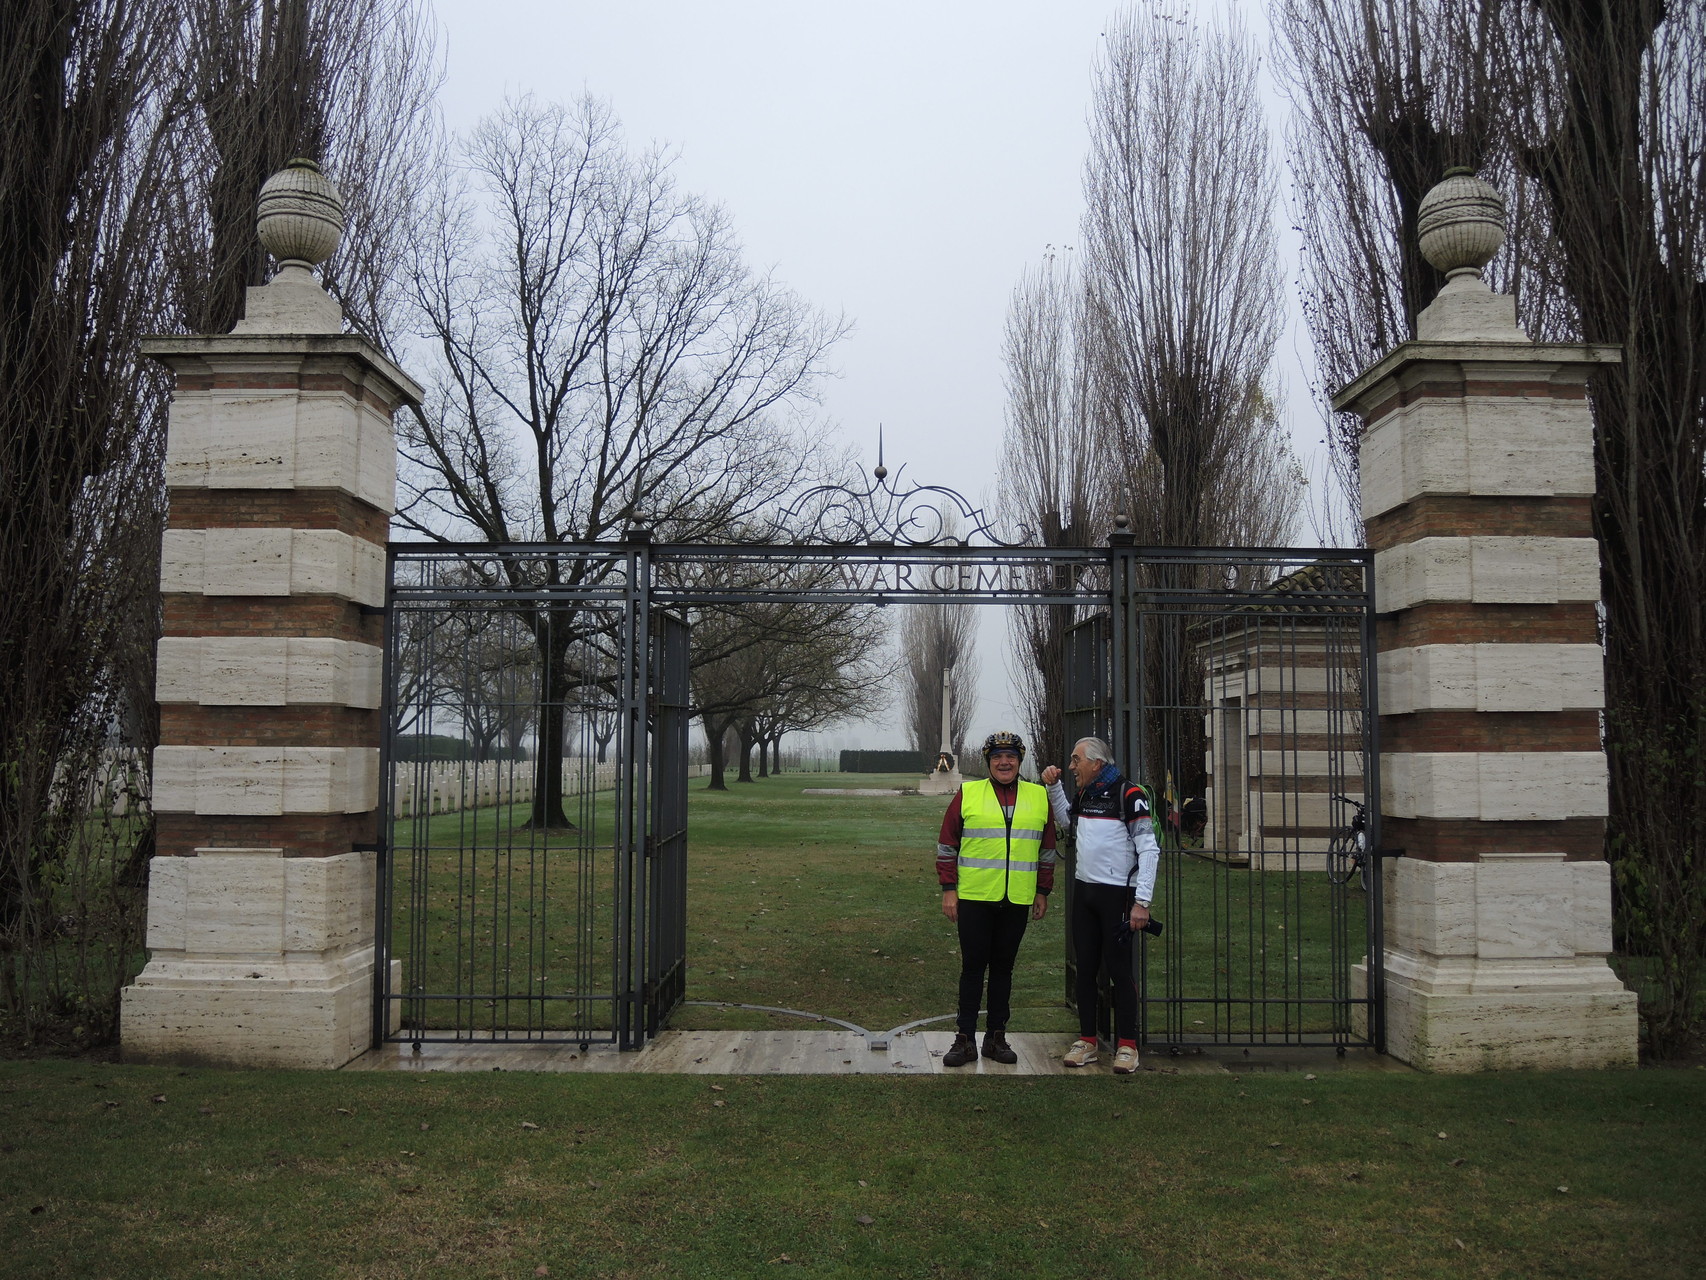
[1,1060,1700,1279]
[388,772,1367,1040]
[5,771,1698,1278]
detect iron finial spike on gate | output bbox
[874,425,888,482]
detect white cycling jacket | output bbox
[1046,774,1161,905]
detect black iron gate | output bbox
[372,472,1378,1055]
[1061,545,1381,1051]
[375,544,690,1050]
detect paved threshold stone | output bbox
[343,1031,1409,1076]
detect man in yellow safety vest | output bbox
[935,730,1056,1067]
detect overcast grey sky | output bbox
[426,0,1335,759]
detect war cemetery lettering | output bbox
[115,160,1636,1074]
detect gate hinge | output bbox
[643,834,656,859]
[1376,846,1406,859]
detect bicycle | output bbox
[1326,794,1371,892]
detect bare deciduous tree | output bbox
[997,4,1301,790]
[1279,0,1706,1052]
[901,603,978,764]
[0,0,182,1044]
[1,0,438,1048]
[685,553,891,790]
[1082,4,1300,552]
[1495,0,1706,1055]
[172,0,441,340]
[1271,0,1515,521]
[998,255,1109,762]
[397,95,846,823]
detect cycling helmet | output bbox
[981,730,1027,763]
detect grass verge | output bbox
[2,1060,1701,1278]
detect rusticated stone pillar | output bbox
[121,161,420,1068]
[1333,171,1637,1070]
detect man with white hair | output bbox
[1041,736,1160,1073]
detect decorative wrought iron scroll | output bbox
[763,445,1031,548]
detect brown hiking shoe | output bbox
[981,1031,1018,1064]
[942,1032,978,1067]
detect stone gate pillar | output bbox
[1332,171,1638,1070]
[121,160,420,1068]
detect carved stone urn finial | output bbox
[1411,167,1527,342]
[232,158,347,334]
[1417,167,1506,281]
[256,157,345,273]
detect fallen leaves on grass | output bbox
[856,1215,874,1226]
[520,1121,539,1131]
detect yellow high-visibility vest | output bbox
[956,778,1049,905]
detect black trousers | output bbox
[955,898,1030,1036]
[1071,880,1138,1041]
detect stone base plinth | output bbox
[1353,852,1638,1071]
[1355,952,1636,1071]
[122,950,401,1069]
[918,769,963,796]
[121,847,395,1068]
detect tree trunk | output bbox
[735,721,756,783]
[703,716,729,791]
[755,735,769,779]
[527,618,575,828]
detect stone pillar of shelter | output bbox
[1332,170,1637,1071]
[121,160,420,1068]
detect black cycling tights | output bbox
[1071,880,1138,1041]
[955,898,1030,1036]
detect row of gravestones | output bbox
[391,760,711,818]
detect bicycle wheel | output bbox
[1326,829,1357,885]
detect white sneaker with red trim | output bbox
[1063,1039,1099,1068]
